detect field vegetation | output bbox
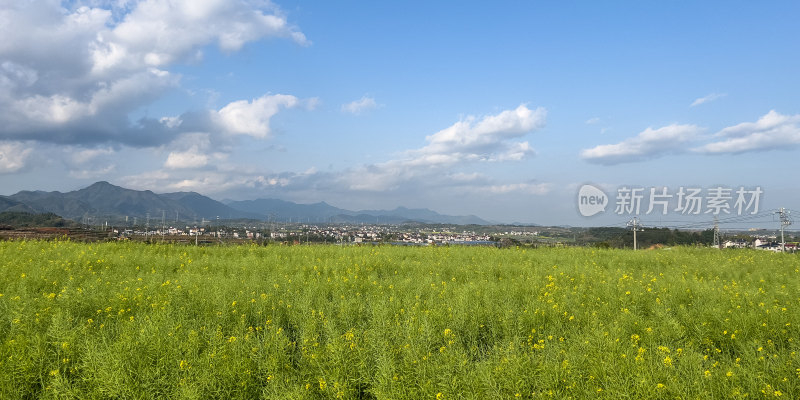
[0,240,798,399]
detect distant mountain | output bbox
[9,181,192,222]
[160,192,259,220]
[225,199,350,221]
[0,211,77,228]
[0,196,39,214]
[354,206,490,225]
[226,199,491,225]
[6,181,494,225]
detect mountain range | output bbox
[0,181,491,225]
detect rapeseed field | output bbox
[0,240,797,399]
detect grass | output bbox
[0,240,798,399]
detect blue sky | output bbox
[1,1,798,227]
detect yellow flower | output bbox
[656,383,665,389]
[436,393,444,400]
[704,370,711,377]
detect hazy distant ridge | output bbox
[0,181,491,225]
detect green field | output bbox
[1,241,798,399]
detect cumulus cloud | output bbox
[580,124,702,165]
[0,141,33,174]
[417,104,545,158]
[690,92,726,107]
[695,110,800,154]
[93,0,309,74]
[164,147,210,169]
[118,104,551,204]
[342,104,546,191]
[0,0,307,146]
[160,132,233,170]
[214,94,300,138]
[341,96,379,115]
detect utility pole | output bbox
[777,208,791,252]
[713,215,721,249]
[627,217,639,250]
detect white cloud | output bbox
[581,124,702,165]
[7,68,176,130]
[418,104,545,157]
[585,117,601,124]
[690,92,726,107]
[121,168,298,195]
[695,110,800,154]
[160,132,230,170]
[117,104,551,212]
[343,104,546,191]
[341,96,378,115]
[0,0,307,146]
[93,0,309,74]
[214,94,300,138]
[164,147,210,169]
[483,182,552,195]
[491,141,535,161]
[0,141,32,174]
[159,116,183,129]
[69,147,115,164]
